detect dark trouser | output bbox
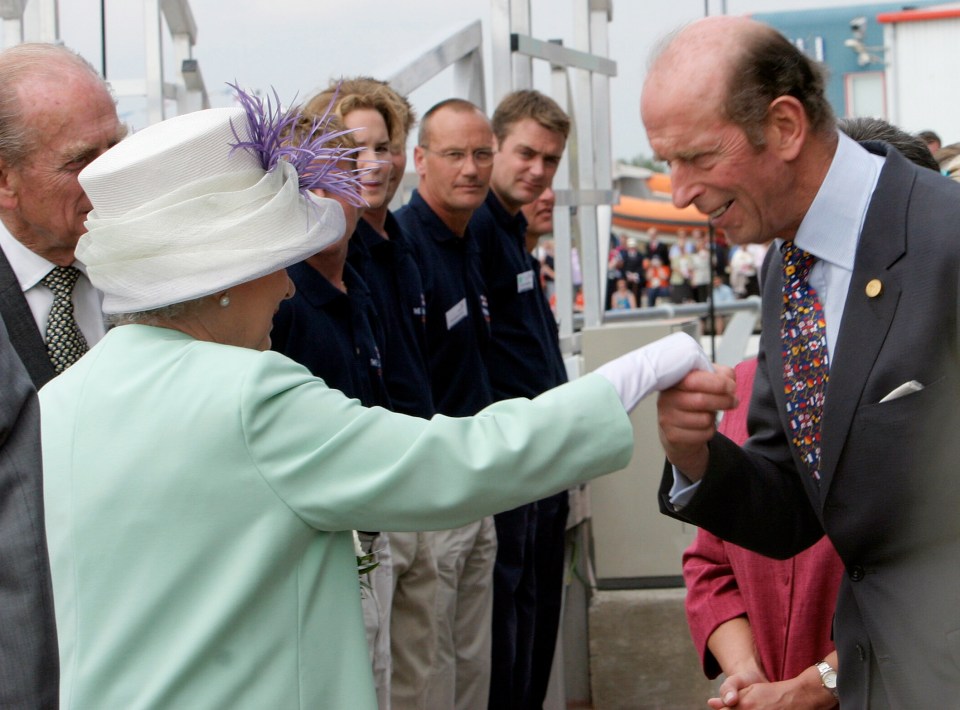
[489,503,538,710]
[526,490,570,709]
[647,286,670,307]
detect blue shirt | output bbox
[272,260,390,409]
[348,214,435,419]
[472,191,568,399]
[791,131,884,360]
[397,190,494,417]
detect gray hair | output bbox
[0,43,113,166]
[838,117,939,172]
[107,299,203,328]
[725,24,835,147]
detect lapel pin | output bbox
[865,279,883,298]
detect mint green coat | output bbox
[41,325,633,709]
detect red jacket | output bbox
[682,358,844,680]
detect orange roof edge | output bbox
[878,6,960,23]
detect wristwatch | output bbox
[815,660,839,699]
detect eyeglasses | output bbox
[420,146,495,168]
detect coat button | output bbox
[849,565,865,581]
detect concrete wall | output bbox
[589,589,719,709]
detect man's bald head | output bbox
[644,16,835,148]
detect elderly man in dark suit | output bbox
[646,16,960,709]
[0,42,123,708]
[0,318,56,707]
[0,43,124,387]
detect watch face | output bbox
[823,669,838,689]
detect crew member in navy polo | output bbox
[337,82,443,708]
[470,89,571,710]
[396,103,495,419]
[395,97,499,710]
[399,191,493,417]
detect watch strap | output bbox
[815,660,840,699]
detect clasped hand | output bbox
[657,367,738,479]
[708,669,838,710]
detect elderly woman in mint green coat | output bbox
[39,93,724,709]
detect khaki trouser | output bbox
[387,531,440,710]
[425,516,498,710]
[359,532,394,710]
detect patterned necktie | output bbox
[43,265,89,373]
[780,242,829,480]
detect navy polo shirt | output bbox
[396,190,494,417]
[347,214,435,419]
[271,260,391,409]
[472,191,568,400]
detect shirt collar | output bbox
[409,190,478,250]
[793,131,884,271]
[484,190,527,237]
[0,220,89,289]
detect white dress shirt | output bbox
[669,131,885,505]
[0,223,106,347]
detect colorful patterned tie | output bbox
[780,242,829,480]
[43,265,89,373]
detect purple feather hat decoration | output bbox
[227,82,368,207]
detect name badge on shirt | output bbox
[414,293,427,325]
[517,269,535,293]
[445,298,468,330]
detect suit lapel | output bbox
[817,150,912,498]
[0,248,56,388]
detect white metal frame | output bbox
[1,0,56,46]
[1,0,209,122]
[388,20,486,111]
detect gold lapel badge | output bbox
[865,279,883,298]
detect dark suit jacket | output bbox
[0,314,58,708]
[660,146,960,708]
[0,248,55,388]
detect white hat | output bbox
[77,102,351,314]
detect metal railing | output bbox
[3,1,211,123]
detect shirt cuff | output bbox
[668,465,700,510]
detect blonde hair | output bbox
[304,77,416,153]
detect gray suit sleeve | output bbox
[0,316,59,708]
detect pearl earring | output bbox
[219,294,230,308]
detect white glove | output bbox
[594,331,713,413]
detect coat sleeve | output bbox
[240,351,634,532]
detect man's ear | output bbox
[765,96,807,162]
[0,159,19,211]
[413,145,427,178]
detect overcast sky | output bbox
[57,0,871,161]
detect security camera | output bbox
[850,16,867,39]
